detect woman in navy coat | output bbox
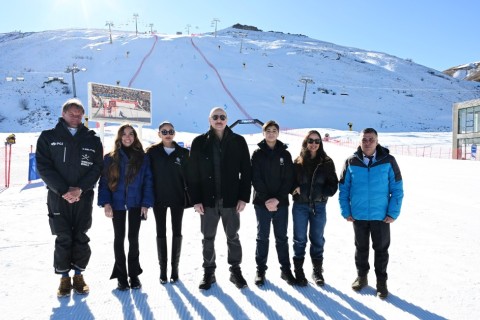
[98,124,154,291]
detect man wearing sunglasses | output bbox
[338,127,404,299]
[187,107,252,290]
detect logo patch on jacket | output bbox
[81,153,93,167]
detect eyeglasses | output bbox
[362,138,376,144]
[211,114,227,121]
[161,129,175,135]
[307,138,321,144]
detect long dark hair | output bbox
[106,124,145,192]
[295,130,327,165]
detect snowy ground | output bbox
[1,128,479,319]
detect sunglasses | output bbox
[307,138,321,144]
[211,114,227,121]
[160,129,175,135]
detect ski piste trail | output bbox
[127,33,255,122]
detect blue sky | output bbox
[1,0,477,71]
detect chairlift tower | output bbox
[211,18,220,37]
[65,64,86,98]
[239,32,247,53]
[299,77,314,104]
[133,13,139,36]
[105,21,114,44]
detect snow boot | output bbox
[254,270,266,286]
[229,266,247,289]
[72,274,89,294]
[312,259,325,286]
[293,258,308,287]
[376,279,388,299]
[281,268,297,285]
[352,276,368,291]
[57,277,72,298]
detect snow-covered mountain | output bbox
[1,26,479,134]
[444,61,480,82]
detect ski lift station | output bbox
[452,98,480,160]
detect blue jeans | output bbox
[255,205,290,272]
[292,202,327,261]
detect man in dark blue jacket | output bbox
[187,107,252,290]
[339,128,403,299]
[36,98,103,298]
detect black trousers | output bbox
[47,190,93,274]
[110,207,143,280]
[153,205,184,238]
[353,220,390,280]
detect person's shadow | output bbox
[50,294,94,320]
[174,280,215,320]
[200,283,249,319]
[131,289,155,319]
[111,289,136,319]
[296,283,383,319]
[322,284,447,319]
[382,293,448,319]
[240,287,283,319]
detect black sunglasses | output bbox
[211,114,227,121]
[307,138,321,144]
[161,129,175,135]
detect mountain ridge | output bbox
[1,26,479,133]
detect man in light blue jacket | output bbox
[339,128,403,299]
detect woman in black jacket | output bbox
[291,130,338,287]
[146,121,190,284]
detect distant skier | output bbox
[119,111,127,119]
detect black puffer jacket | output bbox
[187,126,252,208]
[146,141,190,207]
[35,118,103,196]
[293,155,338,204]
[251,139,294,208]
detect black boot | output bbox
[376,279,388,299]
[312,258,325,286]
[156,237,168,284]
[293,258,308,287]
[170,236,182,283]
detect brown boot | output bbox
[57,277,72,298]
[72,274,90,294]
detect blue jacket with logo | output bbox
[338,145,403,220]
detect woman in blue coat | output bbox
[98,124,154,291]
